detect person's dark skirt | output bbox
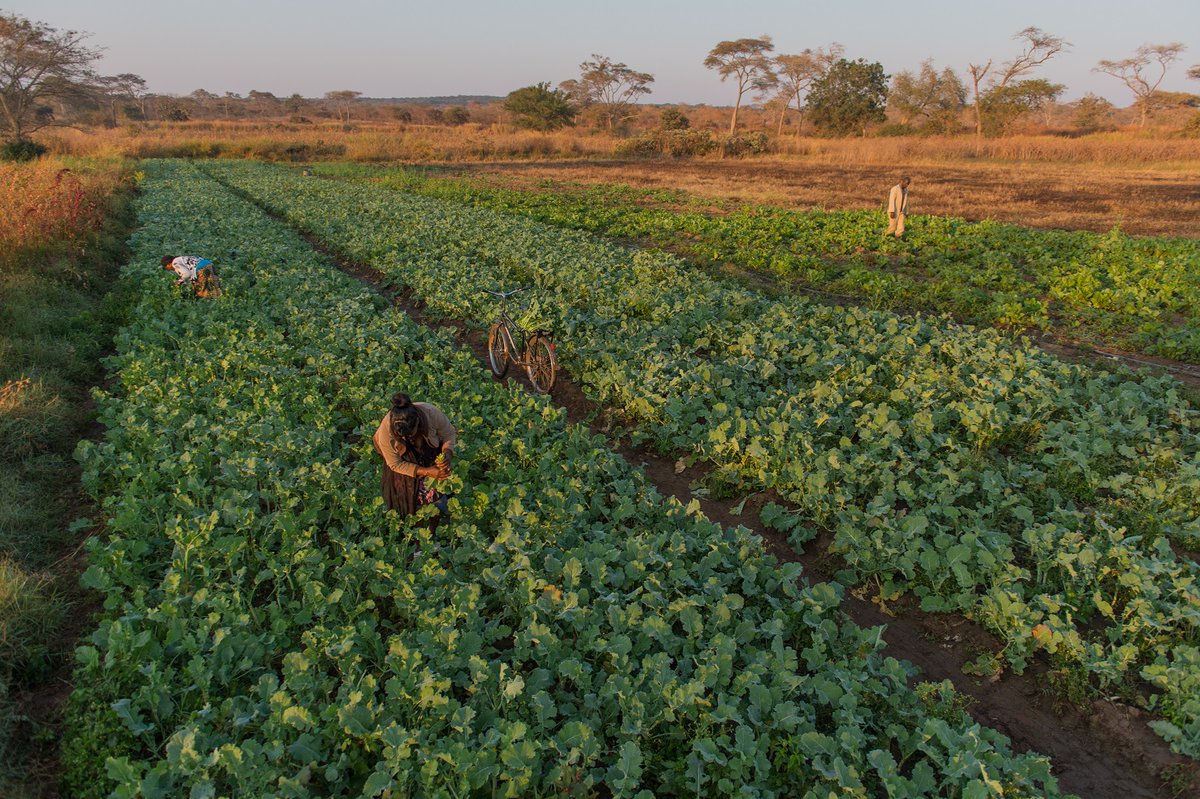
[376,436,442,517]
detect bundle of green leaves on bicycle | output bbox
[482,287,559,393]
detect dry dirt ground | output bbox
[459,158,1200,238]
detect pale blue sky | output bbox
[7,1,1199,104]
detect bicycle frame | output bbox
[483,287,558,393]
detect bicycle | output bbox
[482,287,558,394]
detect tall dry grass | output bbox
[42,121,620,163]
[771,133,1200,168]
[0,159,122,267]
[39,120,1200,168]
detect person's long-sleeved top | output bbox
[169,256,213,284]
[887,184,909,216]
[372,403,457,477]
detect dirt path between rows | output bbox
[262,210,1199,799]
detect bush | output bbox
[659,108,690,130]
[616,128,717,158]
[1180,111,1200,139]
[0,139,47,162]
[720,131,769,157]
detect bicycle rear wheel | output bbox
[526,334,558,394]
[487,322,511,378]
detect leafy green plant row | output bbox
[206,160,1200,759]
[64,160,1066,798]
[318,163,1200,362]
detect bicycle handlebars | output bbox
[482,287,530,299]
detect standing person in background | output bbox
[372,392,456,530]
[162,255,223,298]
[885,176,912,238]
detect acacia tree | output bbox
[772,44,843,135]
[0,12,101,141]
[889,60,965,132]
[503,82,575,131]
[1190,65,1200,81]
[967,27,1069,138]
[704,36,776,134]
[805,58,888,136]
[979,78,1064,134]
[95,72,147,125]
[559,54,653,131]
[324,90,361,123]
[1095,43,1187,127]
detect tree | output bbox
[889,60,965,133]
[659,107,690,130]
[95,72,146,126]
[805,58,888,136]
[704,36,776,134]
[968,27,1069,138]
[1190,65,1200,81]
[324,90,361,123]
[772,44,842,135]
[559,54,653,131]
[1095,43,1187,127]
[503,82,575,131]
[248,89,281,117]
[978,78,1064,135]
[0,12,102,140]
[444,106,470,125]
[1071,93,1114,128]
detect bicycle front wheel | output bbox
[525,335,558,394]
[487,322,511,378]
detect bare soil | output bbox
[458,159,1200,239]
[285,217,1199,799]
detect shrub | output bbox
[0,139,47,162]
[720,131,769,157]
[616,129,717,158]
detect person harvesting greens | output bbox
[372,392,455,527]
[162,254,223,298]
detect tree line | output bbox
[2,10,1198,150]
[502,30,1196,137]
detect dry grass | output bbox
[42,121,620,162]
[770,133,1200,168]
[459,159,1200,238]
[41,120,1200,168]
[0,159,122,265]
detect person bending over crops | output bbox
[372,392,456,528]
[162,255,223,298]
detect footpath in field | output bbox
[66,159,1073,797]
[316,163,1200,365]
[204,160,1200,765]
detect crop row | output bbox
[64,160,1065,797]
[318,163,1200,362]
[206,160,1200,759]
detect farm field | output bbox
[61,159,1077,798]
[202,160,1200,768]
[450,156,1200,239]
[314,162,1200,363]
